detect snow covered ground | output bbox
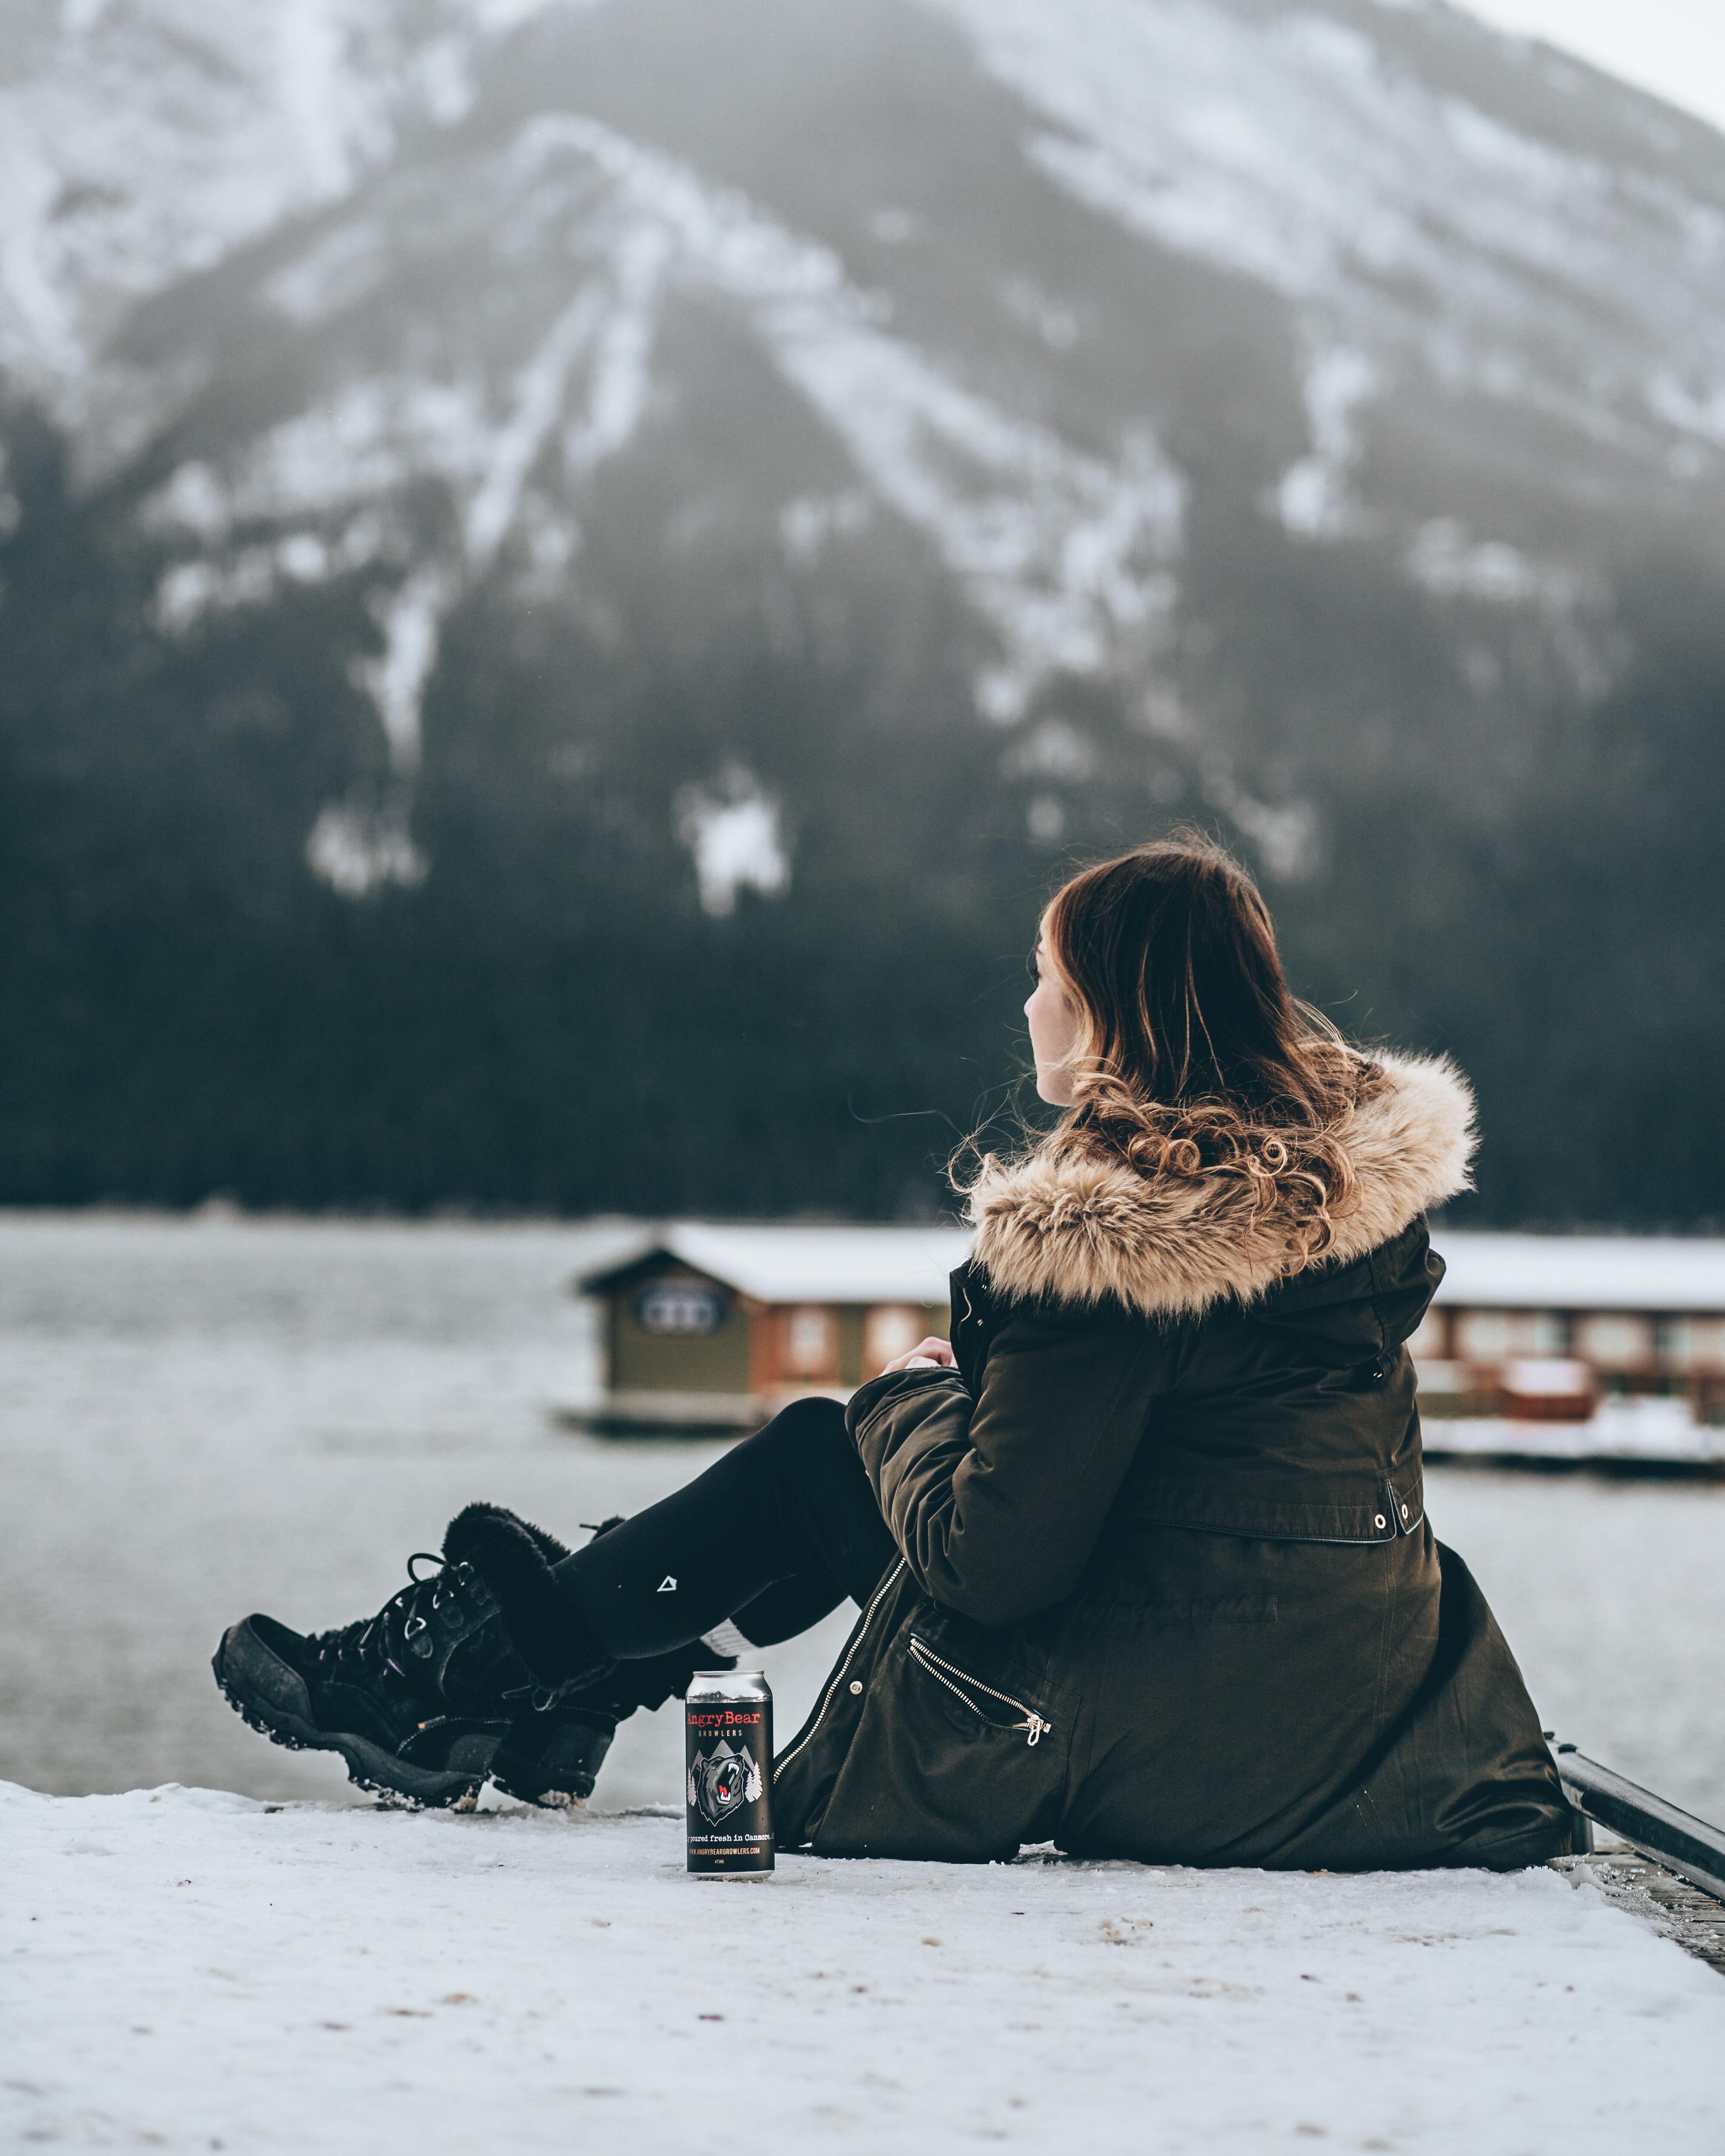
[6,1780,1725,2154]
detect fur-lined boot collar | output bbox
[965,1052,1475,1321]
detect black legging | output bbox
[553,1396,897,1660]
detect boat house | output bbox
[574,1223,969,1429]
[572,1224,1725,1436]
[1417,1233,1725,1425]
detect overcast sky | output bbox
[1459,0,1725,135]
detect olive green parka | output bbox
[773,1053,1571,1869]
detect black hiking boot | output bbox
[441,1505,735,1807]
[213,1504,611,1809]
[213,1557,523,1807]
[489,1642,734,1807]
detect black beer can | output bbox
[685,1670,774,1876]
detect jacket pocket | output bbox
[808,1608,1071,1863]
[906,1635,1053,1747]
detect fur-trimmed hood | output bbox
[965,1053,1475,1322]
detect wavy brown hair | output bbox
[1008,834,1380,1256]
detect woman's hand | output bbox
[880,1336,956,1374]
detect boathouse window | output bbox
[781,1305,839,1378]
[1572,1314,1655,1371]
[1453,1310,1564,1362]
[863,1305,926,1374]
[1663,1318,1725,1374]
[636,1277,729,1335]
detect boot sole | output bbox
[490,1719,612,1808]
[212,1621,496,1811]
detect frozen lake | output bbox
[3,1212,1723,1825]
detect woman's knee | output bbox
[750,1396,893,1595]
[749,1393,850,1465]
[734,1395,871,1534]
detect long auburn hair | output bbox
[1002,834,1380,1255]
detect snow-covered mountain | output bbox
[2,0,1723,1218]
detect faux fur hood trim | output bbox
[965,1052,1475,1321]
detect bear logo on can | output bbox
[688,1738,764,1827]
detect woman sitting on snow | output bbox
[216,835,1570,1869]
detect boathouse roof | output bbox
[1433,1234,1725,1313]
[578,1224,1725,1314]
[577,1223,970,1306]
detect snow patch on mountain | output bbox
[548,116,1186,723]
[920,0,1725,459]
[354,570,445,776]
[0,2,388,405]
[778,490,871,567]
[0,3,613,414]
[304,798,429,896]
[676,767,793,917]
[263,218,394,328]
[1649,368,1725,446]
[140,106,1188,892]
[1001,718,1100,785]
[1405,518,1587,610]
[1268,346,1380,539]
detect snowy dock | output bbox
[1422,1396,1725,1474]
[5,1782,1724,2153]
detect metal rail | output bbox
[1552,1743,1725,1905]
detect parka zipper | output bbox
[907,1635,1052,1748]
[774,1558,907,1778]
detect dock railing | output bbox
[1552,1742,1725,1903]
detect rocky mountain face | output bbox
[2,0,1723,1220]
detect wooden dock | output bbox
[1559,1847,1725,1976]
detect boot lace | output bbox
[501,1682,568,1714]
[311,1554,476,1676]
